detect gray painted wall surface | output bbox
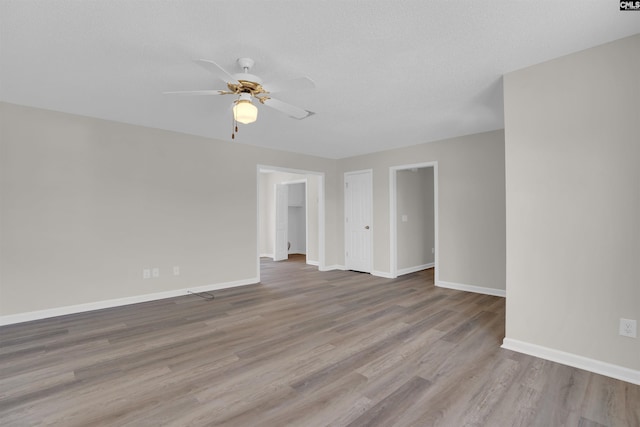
[0,103,338,315]
[504,34,640,370]
[338,130,506,289]
[0,104,505,317]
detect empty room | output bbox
[1,1,639,426]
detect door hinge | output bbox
[345,182,349,189]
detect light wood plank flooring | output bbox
[1,255,638,426]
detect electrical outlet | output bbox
[143,269,151,279]
[401,214,408,222]
[173,266,180,276]
[619,318,637,338]
[152,268,160,278]
[432,247,435,254]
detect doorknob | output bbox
[365,226,370,229]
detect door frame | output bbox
[344,169,373,273]
[389,161,439,280]
[257,165,325,281]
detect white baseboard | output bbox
[502,338,640,386]
[320,264,346,271]
[306,260,319,266]
[0,277,259,326]
[436,280,506,297]
[397,263,434,276]
[372,270,394,279]
[260,253,274,259]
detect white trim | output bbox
[320,264,346,271]
[372,270,394,279]
[0,277,258,326]
[306,260,319,266]
[260,253,274,258]
[280,179,306,185]
[501,338,640,386]
[389,162,438,281]
[318,175,325,270]
[397,263,434,276]
[436,280,506,297]
[257,167,262,281]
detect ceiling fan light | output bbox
[233,99,258,124]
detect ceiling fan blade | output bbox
[262,77,315,94]
[195,59,240,85]
[262,97,314,120]
[163,89,229,95]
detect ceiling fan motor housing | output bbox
[237,57,255,70]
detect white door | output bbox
[274,184,289,261]
[345,170,372,272]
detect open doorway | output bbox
[274,181,307,262]
[257,165,325,281]
[389,162,438,280]
[285,182,307,258]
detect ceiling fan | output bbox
[165,57,315,127]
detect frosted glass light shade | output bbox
[233,99,258,124]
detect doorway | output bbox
[285,182,307,257]
[257,165,325,281]
[274,181,307,261]
[390,162,438,280]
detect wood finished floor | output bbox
[1,255,638,426]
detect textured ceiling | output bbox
[1,1,638,159]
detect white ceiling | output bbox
[1,1,638,159]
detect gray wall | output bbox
[504,34,640,370]
[0,103,505,319]
[397,168,434,271]
[0,103,338,316]
[338,130,506,290]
